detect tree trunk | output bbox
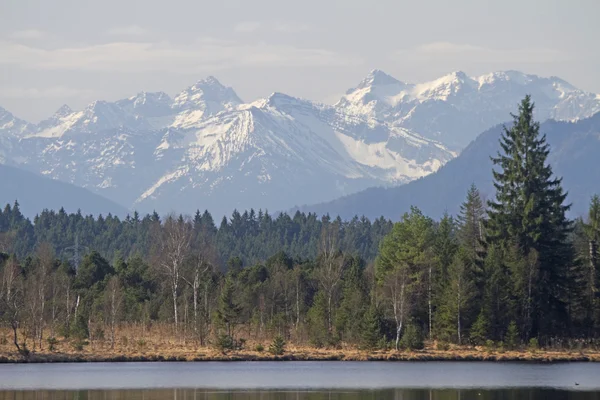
[193,276,199,340]
[295,279,300,330]
[428,265,432,340]
[457,280,462,345]
[172,281,179,332]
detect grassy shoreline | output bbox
[2,347,599,363]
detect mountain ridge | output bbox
[1,70,599,218]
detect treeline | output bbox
[0,206,392,267]
[0,97,599,356]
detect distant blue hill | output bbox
[0,164,128,218]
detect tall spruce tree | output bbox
[486,96,574,340]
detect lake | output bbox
[0,361,599,399]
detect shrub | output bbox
[497,341,505,353]
[254,343,265,352]
[268,335,286,355]
[400,323,424,350]
[72,339,88,352]
[137,339,147,349]
[47,337,59,352]
[70,315,89,340]
[504,321,520,350]
[485,340,495,353]
[215,334,234,353]
[436,341,450,351]
[93,327,105,341]
[529,338,539,352]
[377,336,391,351]
[19,342,30,357]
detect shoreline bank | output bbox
[1,348,599,363]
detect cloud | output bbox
[106,25,148,36]
[234,21,312,34]
[8,30,46,40]
[0,86,95,99]
[272,22,311,33]
[234,22,262,33]
[0,39,361,73]
[392,42,564,64]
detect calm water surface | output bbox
[0,362,598,399]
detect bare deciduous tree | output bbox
[382,264,416,350]
[315,220,346,333]
[1,256,25,354]
[153,214,192,332]
[105,275,123,349]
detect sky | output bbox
[1,0,599,122]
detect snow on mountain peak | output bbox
[358,69,403,88]
[54,104,73,118]
[0,106,33,137]
[336,69,600,148]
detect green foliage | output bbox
[376,206,433,282]
[268,335,286,355]
[400,323,424,350]
[360,307,384,350]
[487,96,574,340]
[254,343,264,352]
[215,334,235,354]
[71,315,89,340]
[470,311,490,346]
[529,337,540,352]
[436,341,450,351]
[74,251,114,290]
[47,337,58,352]
[216,277,242,336]
[505,321,520,350]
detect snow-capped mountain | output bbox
[138,92,452,214]
[337,70,600,148]
[1,70,597,217]
[0,106,33,163]
[0,77,453,217]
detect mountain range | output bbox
[300,113,600,220]
[1,70,599,218]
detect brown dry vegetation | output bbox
[1,324,599,363]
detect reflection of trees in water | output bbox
[0,389,598,400]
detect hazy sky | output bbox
[1,0,599,121]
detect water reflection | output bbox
[1,389,600,400]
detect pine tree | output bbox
[486,96,574,340]
[457,184,486,296]
[360,306,384,350]
[216,276,242,338]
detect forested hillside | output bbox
[0,97,599,357]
